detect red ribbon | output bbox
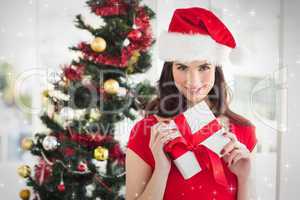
[163,113,228,187]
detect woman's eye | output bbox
[177,65,187,70]
[198,65,210,71]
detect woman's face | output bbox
[172,60,215,106]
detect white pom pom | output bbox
[228,45,250,66]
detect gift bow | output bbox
[163,113,229,188]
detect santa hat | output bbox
[158,7,243,65]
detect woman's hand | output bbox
[221,132,252,181]
[149,120,179,174]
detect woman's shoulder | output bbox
[127,114,157,168]
[128,114,157,139]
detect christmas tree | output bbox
[17,0,156,199]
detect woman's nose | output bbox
[186,71,203,87]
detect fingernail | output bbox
[221,149,225,154]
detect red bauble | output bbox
[57,182,65,192]
[128,29,142,41]
[77,162,87,172]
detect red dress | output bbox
[126,114,257,200]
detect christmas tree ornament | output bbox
[94,146,109,161]
[103,79,119,94]
[127,50,141,72]
[91,37,107,53]
[91,133,104,143]
[57,181,66,192]
[116,87,127,97]
[42,89,49,98]
[48,89,70,101]
[77,161,88,172]
[21,137,33,151]
[48,71,62,84]
[128,29,142,41]
[59,107,75,121]
[122,38,130,47]
[90,108,102,120]
[63,66,82,81]
[81,75,92,85]
[35,159,52,185]
[85,184,95,197]
[74,109,87,120]
[130,50,141,64]
[19,189,31,200]
[17,165,31,178]
[42,136,59,151]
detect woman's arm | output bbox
[237,145,257,200]
[125,149,169,200]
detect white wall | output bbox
[280,0,300,199]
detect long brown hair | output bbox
[145,61,253,126]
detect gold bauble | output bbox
[94,146,109,161]
[126,51,140,74]
[130,50,140,64]
[17,165,31,178]
[103,79,119,94]
[91,37,107,53]
[42,89,49,98]
[21,138,33,151]
[19,189,31,200]
[126,64,135,74]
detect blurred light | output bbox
[16,32,24,37]
[223,8,228,13]
[285,163,290,168]
[249,10,256,16]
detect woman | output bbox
[126,7,257,200]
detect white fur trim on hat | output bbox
[158,31,232,65]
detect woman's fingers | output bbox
[221,132,240,156]
[226,149,241,166]
[221,140,235,155]
[223,131,238,143]
[160,131,181,145]
[232,153,245,165]
[150,122,168,146]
